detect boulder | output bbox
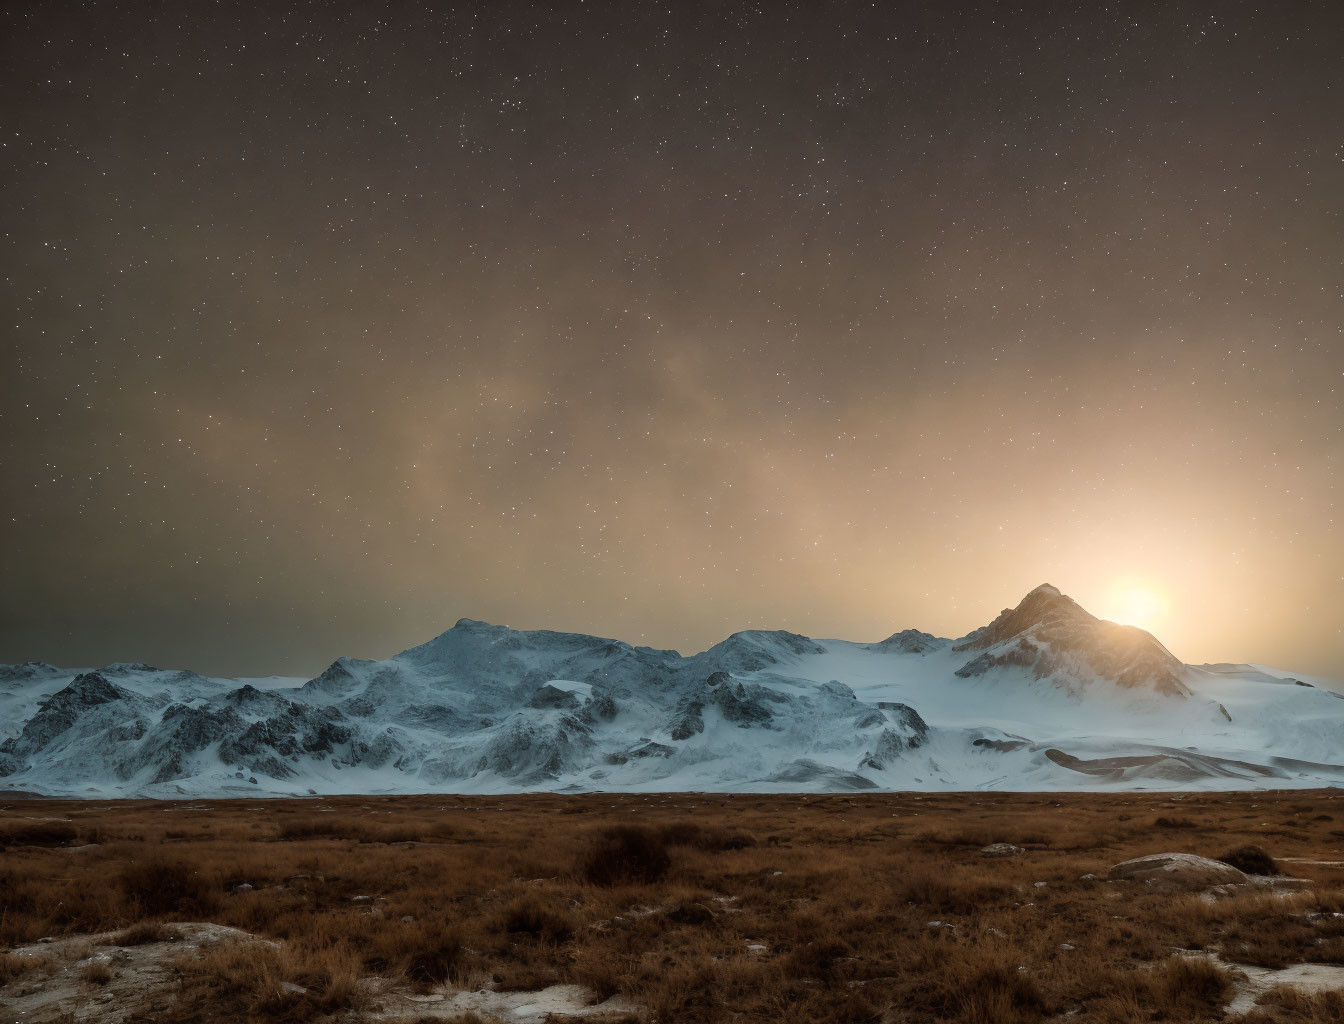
[981,843,1024,858]
[1248,875,1313,891]
[527,684,582,710]
[1107,852,1247,888]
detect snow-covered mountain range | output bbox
[2,585,1341,797]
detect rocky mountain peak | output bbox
[953,585,1189,697]
[453,617,494,630]
[958,584,1092,652]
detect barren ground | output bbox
[3,789,1344,1023]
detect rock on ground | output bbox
[1108,852,1248,888]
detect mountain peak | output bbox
[961,584,1092,651]
[453,617,493,629]
[953,584,1189,698]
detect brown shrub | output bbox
[955,963,1050,1023]
[665,902,716,925]
[569,947,629,1001]
[295,944,367,1013]
[502,897,575,943]
[110,921,184,946]
[354,915,467,988]
[581,825,671,886]
[784,938,853,982]
[1159,955,1233,1012]
[0,951,50,985]
[82,960,114,985]
[493,961,563,991]
[658,821,757,851]
[356,823,455,844]
[169,938,371,1019]
[1255,985,1344,1022]
[173,941,319,1018]
[275,816,340,840]
[1154,816,1197,829]
[895,865,1015,914]
[276,815,454,844]
[1219,844,1279,875]
[404,923,465,988]
[715,832,757,851]
[0,867,33,914]
[118,858,218,917]
[634,959,720,1022]
[817,989,883,1024]
[0,817,78,846]
[657,821,704,846]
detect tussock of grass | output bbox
[118,858,219,917]
[1159,954,1233,1012]
[0,951,51,985]
[895,864,1016,913]
[402,922,465,989]
[172,939,369,1019]
[581,825,671,886]
[953,959,1051,1023]
[81,960,113,985]
[1252,985,1344,1023]
[502,896,575,943]
[658,821,757,851]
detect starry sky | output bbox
[3,2,1341,680]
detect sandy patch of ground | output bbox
[376,984,640,1022]
[1,922,267,1023]
[1,924,638,1023]
[1176,949,1344,1017]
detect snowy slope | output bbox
[1,585,1340,797]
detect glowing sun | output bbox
[1105,582,1169,631]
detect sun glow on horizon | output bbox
[1103,581,1169,632]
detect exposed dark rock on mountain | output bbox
[0,661,62,684]
[0,585,1338,796]
[3,672,144,760]
[606,739,675,764]
[767,758,879,790]
[528,684,583,710]
[858,703,930,770]
[953,584,1189,697]
[690,630,826,674]
[472,711,595,782]
[870,629,945,655]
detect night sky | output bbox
[3,3,1341,679]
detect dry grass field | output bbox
[3,789,1344,1023]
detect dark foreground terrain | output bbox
[2,791,1344,1023]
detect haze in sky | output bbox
[2,3,1340,679]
